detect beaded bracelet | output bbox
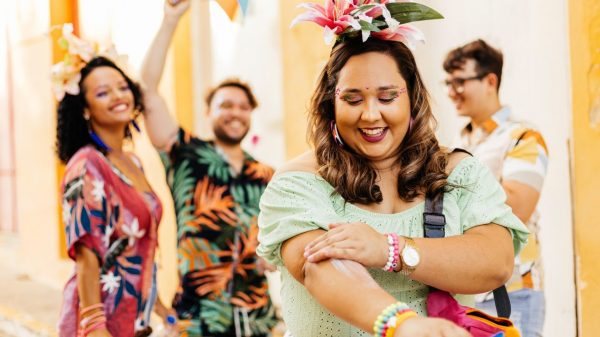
[373,302,415,337]
[382,233,400,272]
[381,310,417,337]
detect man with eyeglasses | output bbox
[443,39,549,337]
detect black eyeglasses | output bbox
[444,73,488,94]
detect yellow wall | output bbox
[280,0,330,159]
[173,10,195,132]
[569,0,600,335]
[50,0,78,260]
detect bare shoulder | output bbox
[276,150,319,175]
[445,149,472,175]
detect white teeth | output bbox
[361,128,385,136]
[229,120,242,128]
[112,103,128,112]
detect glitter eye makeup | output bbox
[341,93,363,105]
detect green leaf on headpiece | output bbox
[386,3,444,25]
[359,20,381,32]
[350,4,377,16]
[372,19,387,28]
[58,37,69,50]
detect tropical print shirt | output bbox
[455,107,549,293]
[161,128,277,337]
[58,146,163,337]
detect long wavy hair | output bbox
[308,38,450,204]
[56,56,144,163]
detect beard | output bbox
[213,124,249,145]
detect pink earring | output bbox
[408,117,414,134]
[330,120,345,147]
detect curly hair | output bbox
[56,56,144,163]
[308,38,450,204]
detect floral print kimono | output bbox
[58,146,162,337]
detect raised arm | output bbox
[140,0,190,149]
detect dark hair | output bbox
[308,38,450,204]
[443,39,504,90]
[205,78,258,109]
[56,56,144,163]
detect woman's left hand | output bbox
[304,222,393,268]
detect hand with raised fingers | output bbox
[303,222,393,268]
[164,0,191,23]
[394,316,472,337]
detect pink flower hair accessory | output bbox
[51,24,129,101]
[291,0,443,49]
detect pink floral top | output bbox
[58,146,162,337]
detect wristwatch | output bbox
[399,237,420,276]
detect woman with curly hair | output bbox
[55,55,174,337]
[257,1,528,337]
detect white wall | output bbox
[207,1,286,168]
[414,1,575,336]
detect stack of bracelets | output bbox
[382,233,400,272]
[373,302,418,337]
[78,303,106,337]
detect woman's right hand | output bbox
[395,317,471,337]
[87,328,114,337]
[164,0,190,23]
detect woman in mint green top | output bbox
[257,11,528,337]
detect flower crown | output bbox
[291,0,443,49]
[51,24,128,101]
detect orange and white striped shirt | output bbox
[456,107,548,292]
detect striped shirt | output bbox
[455,107,549,292]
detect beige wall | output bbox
[0,0,17,233]
[203,0,286,168]
[6,0,73,287]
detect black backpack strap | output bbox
[492,285,511,318]
[423,150,512,318]
[423,196,446,238]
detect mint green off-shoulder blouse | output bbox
[258,157,528,337]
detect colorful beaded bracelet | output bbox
[373,302,415,337]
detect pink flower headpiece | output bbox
[51,24,129,101]
[291,0,443,49]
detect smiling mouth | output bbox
[360,127,386,136]
[226,120,245,129]
[110,102,130,113]
[359,127,388,142]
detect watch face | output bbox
[403,247,420,267]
